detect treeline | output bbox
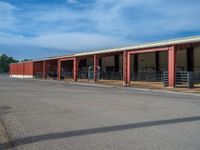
[0,54,18,73]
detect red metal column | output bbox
[57,60,61,80]
[168,46,177,88]
[123,51,128,85]
[133,54,138,80]
[43,61,47,79]
[127,52,131,85]
[94,54,99,82]
[73,57,78,81]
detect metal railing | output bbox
[131,71,163,82]
[163,72,168,86]
[78,71,88,79]
[193,71,200,84]
[163,71,194,88]
[34,72,43,79]
[176,71,193,88]
[78,71,163,81]
[100,71,123,80]
[78,71,123,80]
[61,71,73,79]
[35,70,200,88]
[47,71,57,78]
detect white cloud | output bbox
[0,0,200,59]
[0,1,17,29]
[44,0,200,37]
[6,0,200,38]
[0,31,129,51]
[34,32,129,50]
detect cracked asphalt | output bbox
[0,75,200,150]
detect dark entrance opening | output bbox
[33,61,43,79]
[61,60,73,79]
[130,51,168,82]
[46,59,58,79]
[78,58,88,79]
[99,54,123,80]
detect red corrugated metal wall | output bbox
[10,63,19,75]
[10,62,33,76]
[18,63,24,75]
[24,62,33,75]
[10,60,58,77]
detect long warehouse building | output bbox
[9,36,200,88]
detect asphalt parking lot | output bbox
[0,75,200,150]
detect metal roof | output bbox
[13,35,200,63]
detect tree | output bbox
[0,54,18,73]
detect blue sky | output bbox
[0,0,200,60]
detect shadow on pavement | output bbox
[1,115,200,149]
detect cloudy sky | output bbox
[0,0,200,60]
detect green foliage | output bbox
[0,54,18,73]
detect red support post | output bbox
[168,46,177,88]
[127,52,131,85]
[57,60,61,80]
[94,54,99,82]
[43,61,46,79]
[73,57,78,81]
[123,51,128,85]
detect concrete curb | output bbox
[123,87,200,97]
[10,77,66,84]
[68,82,114,88]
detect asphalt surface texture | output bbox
[0,75,200,150]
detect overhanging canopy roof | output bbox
[13,35,200,63]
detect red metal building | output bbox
[9,36,200,88]
[10,62,33,78]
